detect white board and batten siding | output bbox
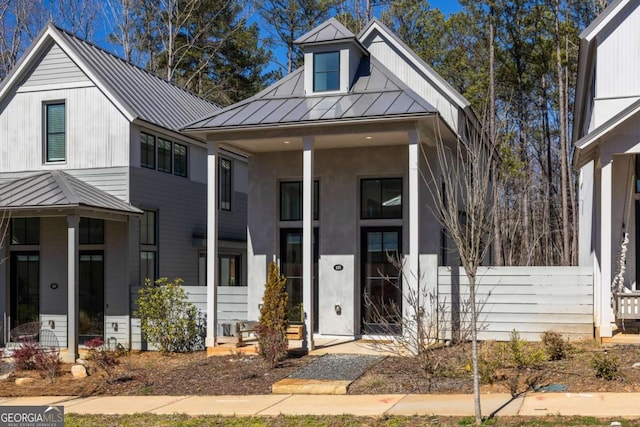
[129,286,248,350]
[437,266,594,341]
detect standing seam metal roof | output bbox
[32,25,221,131]
[0,171,142,214]
[184,56,437,130]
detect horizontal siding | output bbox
[21,43,91,88]
[40,314,67,349]
[438,266,594,341]
[104,315,129,348]
[219,191,248,241]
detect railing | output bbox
[614,291,640,320]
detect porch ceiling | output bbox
[0,171,142,216]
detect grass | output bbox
[64,414,640,426]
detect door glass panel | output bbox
[79,252,104,342]
[362,228,402,334]
[10,253,40,330]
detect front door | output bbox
[9,252,40,331]
[280,228,318,332]
[361,227,402,334]
[79,251,104,343]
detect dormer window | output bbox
[313,52,340,92]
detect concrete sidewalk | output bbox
[1,392,639,418]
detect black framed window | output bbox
[313,51,340,92]
[361,178,402,219]
[174,143,187,177]
[10,218,40,245]
[140,210,156,245]
[45,102,66,162]
[140,210,157,284]
[219,255,242,286]
[220,158,232,211]
[158,138,172,173]
[79,218,104,245]
[280,181,319,221]
[141,132,156,169]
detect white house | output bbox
[0,24,249,361]
[574,0,640,339]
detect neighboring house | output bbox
[183,18,492,349]
[574,0,640,339]
[0,24,248,361]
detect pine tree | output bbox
[256,262,289,367]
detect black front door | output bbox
[280,228,318,332]
[79,251,104,343]
[9,252,40,331]
[361,227,402,334]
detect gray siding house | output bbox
[0,24,248,360]
[185,18,479,349]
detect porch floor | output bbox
[602,324,640,346]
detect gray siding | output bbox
[219,191,247,241]
[21,43,91,88]
[437,266,594,341]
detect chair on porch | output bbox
[9,321,42,343]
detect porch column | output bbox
[407,129,420,352]
[302,136,315,351]
[206,141,219,349]
[66,215,79,363]
[599,152,613,338]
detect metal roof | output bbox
[0,24,220,131]
[294,18,356,45]
[0,171,142,214]
[184,56,437,131]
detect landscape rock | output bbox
[71,365,87,379]
[75,358,90,366]
[0,371,13,381]
[15,377,35,385]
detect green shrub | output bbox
[136,277,205,353]
[541,330,571,361]
[591,352,620,381]
[508,330,547,369]
[257,262,289,367]
[478,340,507,384]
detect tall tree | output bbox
[0,0,44,80]
[48,0,99,40]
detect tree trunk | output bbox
[467,268,482,425]
[489,6,503,266]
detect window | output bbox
[280,181,319,221]
[10,218,40,245]
[313,51,340,92]
[45,102,65,162]
[198,252,207,286]
[141,132,156,169]
[79,218,104,245]
[157,138,172,173]
[174,143,187,177]
[219,255,242,286]
[140,210,157,284]
[220,158,232,210]
[361,178,402,219]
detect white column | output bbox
[302,136,315,351]
[407,130,420,351]
[66,215,79,363]
[600,152,613,338]
[206,141,219,348]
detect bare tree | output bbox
[102,0,138,62]
[48,0,99,40]
[0,0,44,80]
[423,119,496,425]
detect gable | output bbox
[19,43,92,90]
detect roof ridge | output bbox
[50,170,79,204]
[49,24,220,109]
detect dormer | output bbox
[294,18,367,96]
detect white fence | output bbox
[437,266,593,341]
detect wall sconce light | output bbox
[48,320,55,329]
[334,304,342,315]
[112,322,119,332]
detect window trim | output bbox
[219,158,232,211]
[140,132,156,169]
[218,254,243,287]
[157,137,173,174]
[173,142,188,177]
[140,210,158,285]
[10,217,40,246]
[313,51,340,92]
[44,101,66,163]
[360,177,403,220]
[279,180,319,221]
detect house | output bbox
[0,24,248,361]
[574,0,640,339]
[183,18,484,349]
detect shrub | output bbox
[257,262,289,367]
[136,277,205,353]
[541,331,571,361]
[591,352,620,381]
[34,350,60,382]
[478,340,507,384]
[507,330,547,369]
[13,340,41,370]
[85,337,120,380]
